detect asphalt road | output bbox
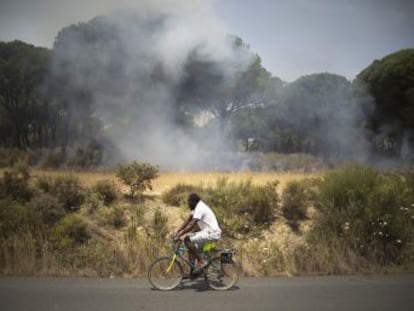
[1,275,413,311]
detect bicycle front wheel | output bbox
[205,257,239,290]
[148,256,183,290]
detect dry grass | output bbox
[26,169,321,196]
[152,170,319,195]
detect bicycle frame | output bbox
[166,239,221,274]
[166,240,198,273]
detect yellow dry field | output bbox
[29,169,321,195]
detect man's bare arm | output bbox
[176,218,198,238]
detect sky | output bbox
[0,0,413,82]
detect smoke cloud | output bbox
[50,0,255,170]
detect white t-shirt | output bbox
[192,200,222,234]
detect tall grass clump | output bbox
[281,179,317,232]
[0,199,47,275]
[308,165,414,272]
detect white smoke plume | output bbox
[51,0,255,170]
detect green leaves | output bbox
[116,161,159,199]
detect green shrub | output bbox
[51,214,90,248]
[116,161,159,199]
[314,165,414,265]
[92,180,118,205]
[206,178,278,227]
[0,163,32,202]
[35,174,85,212]
[26,193,66,226]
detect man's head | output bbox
[187,193,201,210]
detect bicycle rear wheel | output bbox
[148,256,183,290]
[205,257,239,290]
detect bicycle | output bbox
[148,239,239,290]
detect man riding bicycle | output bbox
[173,193,222,274]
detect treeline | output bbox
[0,12,413,168]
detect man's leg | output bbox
[184,236,204,269]
[186,231,219,273]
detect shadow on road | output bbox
[149,279,240,292]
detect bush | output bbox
[0,163,32,202]
[27,193,66,226]
[51,214,90,248]
[96,205,126,229]
[206,178,278,227]
[34,174,85,212]
[116,161,159,199]
[92,180,118,205]
[314,165,414,265]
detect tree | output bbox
[229,76,285,151]
[0,41,51,148]
[238,73,367,159]
[116,161,159,199]
[179,37,274,135]
[355,49,414,158]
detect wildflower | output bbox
[400,206,405,210]
[262,259,267,263]
[360,244,364,248]
[383,221,387,226]
[378,231,383,236]
[396,239,402,244]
